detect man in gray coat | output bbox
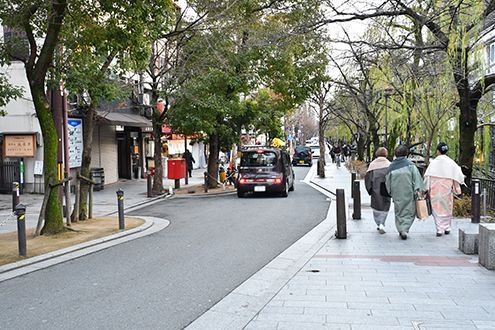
[365,147,391,234]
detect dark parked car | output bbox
[237,146,295,197]
[292,146,312,166]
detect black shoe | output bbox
[400,232,407,240]
[444,230,450,235]
[436,232,443,237]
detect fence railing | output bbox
[0,160,20,194]
[474,177,495,212]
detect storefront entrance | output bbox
[117,127,144,180]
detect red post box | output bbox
[167,159,186,189]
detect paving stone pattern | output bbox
[246,164,495,330]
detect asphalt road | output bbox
[0,165,330,330]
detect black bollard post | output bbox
[147,171,152,198]
[116,189,125,230]
[12,182,19,213]
[471,179,481,224]
[351,172,356,198]
[204,171,208,193]
[15,203,27,257]
[352,180,361,220]
[336,189,347,239]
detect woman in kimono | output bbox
[424,142,464,237]
[365,147,391,234]
[385,145,424,240]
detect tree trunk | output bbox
[31,86,64,234]
[207,133,220,188]
[458,96,478,189]
[78,103,96,220]
[356,131,366,161]
[425,127,435,166]
[152,119,165,195]
[365,139,372,163]
[318,110,326,177]
[368,111,380,154]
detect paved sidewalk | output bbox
[190,161,495,330]
[0,168,206,234]
[311,161,370,206]
[244,162,495,330]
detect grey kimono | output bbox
[365,160,391,227]
[365,167,391,212]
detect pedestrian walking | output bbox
[342,144,348,160]
[365,147,391,234]
[332,144,342,167]
[424,142,464,237]
[183,149,195,178]
[385,145,424,240]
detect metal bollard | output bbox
[351,172,356,198]
[335,189,347,239]
[471,179,481,224]
[15,203,27,257]
[116,189,125,230]
[12,182,19,212]
[204,171,208,193]
[352,180,361,220]
[147,171,152,198]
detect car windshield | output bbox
[310,146,319,150]
[295,147,309,154]
[241,151,277,167]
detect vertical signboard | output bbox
[68,118,83,168]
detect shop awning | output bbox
[97,111,152,128]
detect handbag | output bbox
[416,195,429,220]
[425,191,432,216]
[380,181,391,198]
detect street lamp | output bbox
[383,87,394,148]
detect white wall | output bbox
[1,56,44,193]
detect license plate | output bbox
[254,186,266,192]
[299,160,305,164]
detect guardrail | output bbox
[474,177,495,212]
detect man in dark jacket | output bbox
[365,147,391,234]
[183,149,195,177]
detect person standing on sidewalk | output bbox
[365,147,391,234]
[183,149,195,178]
[385,145,424,240]
[424,142,464,237]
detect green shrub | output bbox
[453,196,471,218]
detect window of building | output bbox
[489,43,495,65]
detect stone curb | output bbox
[103,192,172,216]
[185,163,339,330]
[175,190,237,198]
[0,216,170,283]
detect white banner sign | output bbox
[68,118,83,168]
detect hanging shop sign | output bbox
[3,134,36,157]
[68,118,83,168]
